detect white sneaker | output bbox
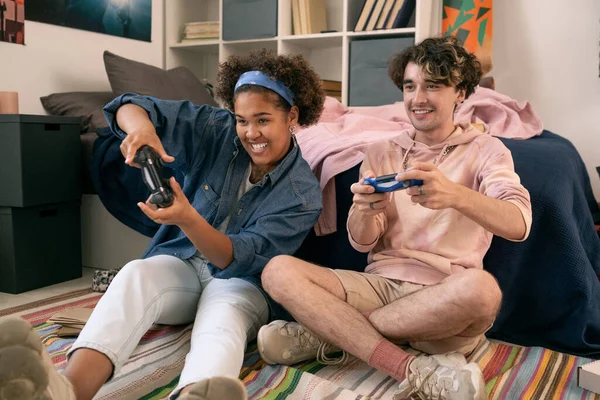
[0,316,76,400]
[393,352,487,400]
[257,320,348,366]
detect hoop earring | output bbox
[289,125,296,135]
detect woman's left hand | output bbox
[396,162,462,210]
[138,177,195,226]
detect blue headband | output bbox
[234,71,295,106]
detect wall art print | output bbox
[26,0,151,42]
[442,0,493,75]
[0,0,25,45]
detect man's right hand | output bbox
[350,170,390,215]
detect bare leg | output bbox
[368,268,502,342]
[261,258,491,398]
[62,349,113,400]
[262,256,385,362]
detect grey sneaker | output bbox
[178,377,247,400]
[393,352,487,400]
[0,316,76,400]
[257,321,348,366]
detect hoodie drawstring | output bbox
[401,142,416,171]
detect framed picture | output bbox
[0,0,25,45]
[25,0,152,42]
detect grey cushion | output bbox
[103,51,217,107]
[40,91,114,132]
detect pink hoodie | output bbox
[297,88,543,236]
[347,124,532,285]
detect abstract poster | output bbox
[26,0,152,42]
[442,0,493,75]
[0,0,25,45]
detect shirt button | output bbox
[203,184,209,190]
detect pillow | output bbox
[103,51,217,107]
[40,91,114,133]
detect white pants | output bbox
[69,254,269,397]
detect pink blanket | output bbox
[296,87,543,236]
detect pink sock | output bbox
[368,339,415,382]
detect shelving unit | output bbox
[164,0,442,106]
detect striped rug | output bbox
[1,289,599,399]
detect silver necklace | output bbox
[403,145,457,171]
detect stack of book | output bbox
[322,80,342,101]
[292,0,328,35]
[354,0,416,32]
[181,21,219,42]
[48,308,93,337]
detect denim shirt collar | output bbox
[232,135,299,188]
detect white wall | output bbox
[0,0,164,270]
[0,0,164,114]
[493,0,600,200]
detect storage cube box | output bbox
[0,114,81,207]
[0,201,82,294]
[222,0,278,41]
[349,36,414,107]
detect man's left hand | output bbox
[396,162,463,210]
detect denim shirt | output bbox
[103,94,323,312]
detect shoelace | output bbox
[282,323,321,354]
[407,369,435,399]
[281,323,349,365]
[316,342,349,365]
[406,368,447,400]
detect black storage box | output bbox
[0,201,82,294]
[0,114,81,207]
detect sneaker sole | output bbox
[256,328,278,365]
[0,317,48,400]
[463,362,487,400]
[180,377,247,400]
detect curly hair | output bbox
[216,49,325,127]
[388,36,482,99]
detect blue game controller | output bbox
[363,173,424,193]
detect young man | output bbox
[257,37,532,400]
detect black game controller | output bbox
[133,145,174,208]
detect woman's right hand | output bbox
[116,104,175,167]
[120,126,174,167]
[350,170,390,215]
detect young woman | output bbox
[0,49,325,400]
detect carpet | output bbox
[1,289,599,399]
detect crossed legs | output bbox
[261,255,501,380]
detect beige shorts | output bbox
[331,269,488,356]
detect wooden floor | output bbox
[0,267,96,309]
